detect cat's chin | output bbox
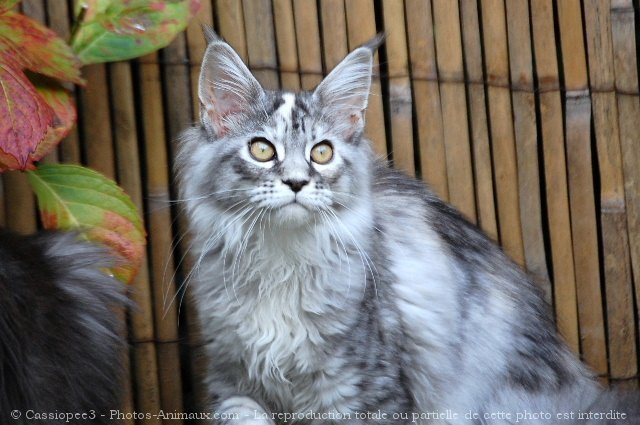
[274,202,313,227]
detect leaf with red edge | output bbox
[72,0,201,64]
[28,164,146,284]
[0,57,55,171]
[0,9,84,84]
[33,79,77,159]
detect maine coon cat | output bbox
[177,31,639,425]
[0,230,126,424]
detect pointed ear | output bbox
[313,34,383,137]
[198,32,262,137]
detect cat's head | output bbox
[178,30,382,230]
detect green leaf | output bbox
[28,164,146,284]
[0,10,84,84]
[72,0,201,64]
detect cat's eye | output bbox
[249,137,276,162]
[310,141,333,164]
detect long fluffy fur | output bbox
[0,230,127,423]
[177,33,639,425]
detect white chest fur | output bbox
[191,218,369,390]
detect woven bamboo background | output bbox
[2,0,639,419]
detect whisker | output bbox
[165,203,254,313]
[318,209,352,290]
[325,207,379,298]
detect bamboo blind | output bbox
[2,0,639,418]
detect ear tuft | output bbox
[202,25,220,44]
[361,32,386,51]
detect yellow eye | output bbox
[249,138,276,162]
[310,141,334,164]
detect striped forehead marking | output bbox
[275,93,296,122]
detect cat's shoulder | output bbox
[370,161,453,223]
[370,162,498,261]
[372,161,430,199]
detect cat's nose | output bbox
[283,179,309,193]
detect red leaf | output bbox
[33,80,76,159]
[87,211,146,283]
[0,57,54,170]
[0,9,84,85]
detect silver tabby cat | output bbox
[176,31,638,425]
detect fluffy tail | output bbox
[0,230,129,422]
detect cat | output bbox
[176,30,639,425]
[0,229,127,424]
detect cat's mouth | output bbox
[275,200,312,225]
[285,199,309,211]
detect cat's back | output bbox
[0,230,126,423]
[368,163,596,414]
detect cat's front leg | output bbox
[216,396,275,425]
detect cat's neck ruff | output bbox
[189,197,375,386]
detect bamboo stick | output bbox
[45,0,82,165]
[565,92,608,383]
[216,0,248,61]
[293,0,323,90]
[20,0,44,24]
[480,0,524,265]
[611,0,640,388]
[186,0,214,121]
[163,34,195,143]
[162,30,209,414]
[557,0,608,383]
[132,342,162,421]
[274,0,301,91]
[505,0,550,301]
[0,179,4,227]
[2,172,37,234]
[530,0,579,354]
[405,0,448,201]
[432,0,475,222]
[584,0,637,389]
[320,0,348,71]
[76,62,139,418]
[139,49,193,414]
[381,0,415,176]
[344,0,387,157]
[79,65,115,177]
[242,0,279,89]
[459,0,497,239]
[45,0,70,38]
[109,62,162,423]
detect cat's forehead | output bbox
[261,90,320,141]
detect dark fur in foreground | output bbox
[0,230,126,424]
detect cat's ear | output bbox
[314,34,383,135]
[198,29,263,137]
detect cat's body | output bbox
[178,32,639,424]
[0,230,126,424]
